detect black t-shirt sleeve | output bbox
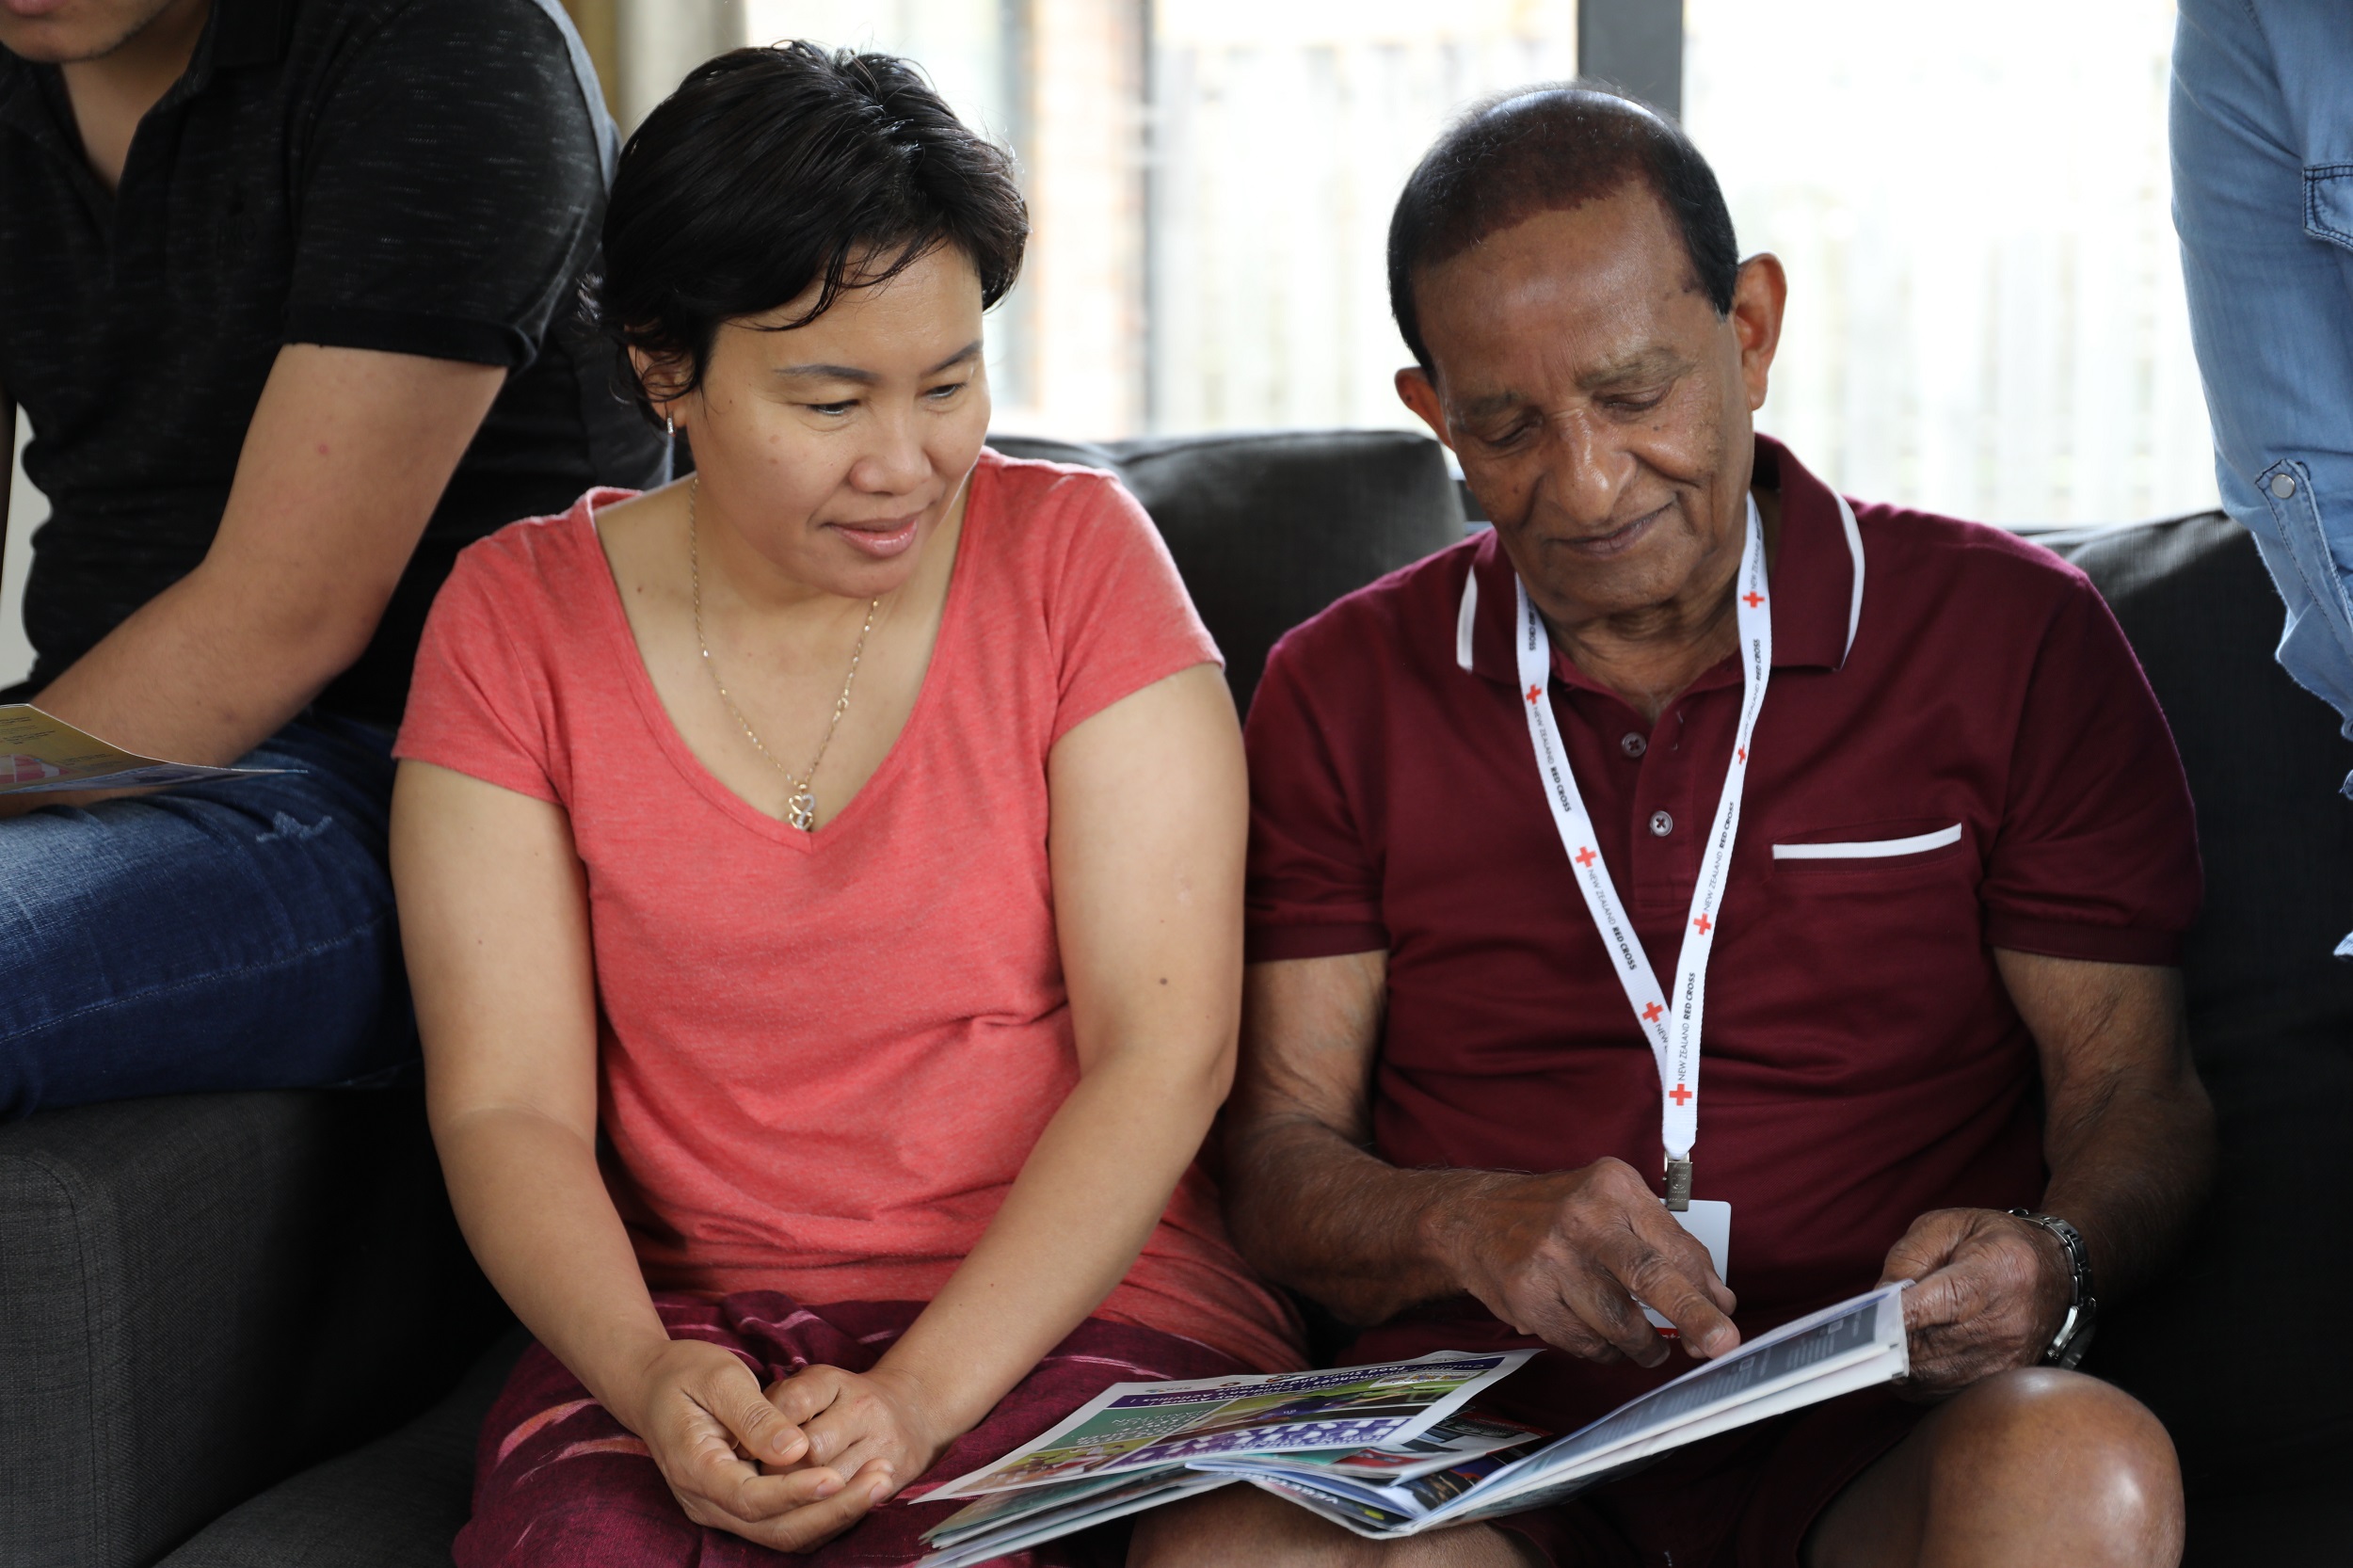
[281,0,606,367]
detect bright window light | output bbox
[1685,0,2217,525]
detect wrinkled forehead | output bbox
[1414,188,1717,395]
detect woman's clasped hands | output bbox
[616,1337,952,1551]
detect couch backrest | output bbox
[986,431,1465,713]
[2053,513,2353,1493]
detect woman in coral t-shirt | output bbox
[391,45,1299,1567]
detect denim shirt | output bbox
[2172,0,2353,952]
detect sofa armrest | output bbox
[0,1087,507,1568]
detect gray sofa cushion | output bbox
[0,1088,504,1568]
[985,430,1466,714]
[2054,514,2353,1545]
[156,1330,527,1568]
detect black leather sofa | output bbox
[2,429,2345,1567]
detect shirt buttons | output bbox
[1649,810,1674,838]
[1621,732,1648,759]
[2271,472,2298,500]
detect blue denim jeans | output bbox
[0,711,413,1119]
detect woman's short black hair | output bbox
[1387,85,1738,375]
[596,42,1028,422]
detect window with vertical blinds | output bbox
[1684,0,2215,525]
[578,0,2217,527]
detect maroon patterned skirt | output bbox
[455,1293,1253,1568]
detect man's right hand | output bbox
[1427,1156,1740,1368]
[617,1338,894,1551]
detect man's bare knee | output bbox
[1930,1369,2185,1565]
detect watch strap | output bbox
[2008,1209,2097,1369]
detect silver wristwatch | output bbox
[2008,1209,2097,1369]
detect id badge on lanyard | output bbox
[1513,496,1770,1308]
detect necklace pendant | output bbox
[786,790,818,831]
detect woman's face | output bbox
[664,245,991,600]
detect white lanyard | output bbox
[1513,496,1771,1208]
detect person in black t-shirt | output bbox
[0,0,665,1117]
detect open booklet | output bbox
[914,1283,1909,1565]
[0,705,282,794]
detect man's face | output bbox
[1398,183,1784,631]
[0,0,194,64]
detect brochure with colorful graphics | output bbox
[0,704,281,794]
[923,1350,1535,1502]
[912,1284,1910,1562]
[1184,1407,1553,1518]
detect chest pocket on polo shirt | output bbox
[1768,820,1969,885]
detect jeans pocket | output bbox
[2306,165,2353,251]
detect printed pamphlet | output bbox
[914,1284,1910,1563]
[924,1350,1535,1501]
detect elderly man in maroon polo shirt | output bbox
[1133,87,2212,1568]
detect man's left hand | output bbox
[1879,1208,2071,1395]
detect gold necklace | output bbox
[688,478,878,831]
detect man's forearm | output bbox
[2040,1068,2215,1305]
[1995,950,2217,1308]
[30,559,376,765]
[1227,1112,1497,1326]
[14,345,504,770]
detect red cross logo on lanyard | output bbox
[1742,590,1765,608]
[1668,1082,1693,1106]
[1641,1001,1664,1024]
[1692,913,1713,936]
[1525,683,1544,704]
[1575,846,1597,868]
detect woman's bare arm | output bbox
[766,662,1255,1481]
[391,760,886,1549]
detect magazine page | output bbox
[1431,1284,1910,1522]
[0,705,282,794]
[920,1472,1157,1547]
[1229,1428,1550,1522]
[926,1351,1536,1501]
[1246,1472,1418,1536]
[1238,1286,1909,1543]
[1194,1408,1551,1486]
[1436,1346,1903,1528]
[915,1472,1232,1568]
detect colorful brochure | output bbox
[913,1284,1911,1562]
[923,1350,1534,1502]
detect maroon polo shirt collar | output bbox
[1457,436,1864,690]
